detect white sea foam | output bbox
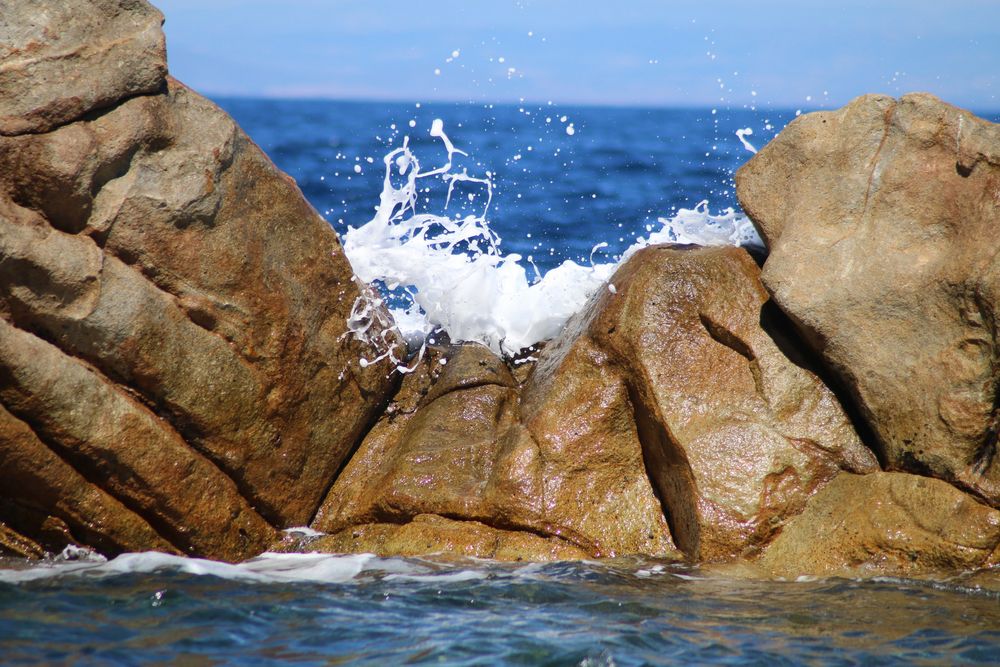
[0,551,425,585]
[342,120,762,361]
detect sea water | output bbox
[3,99,1000,664]
[1,551,998,664]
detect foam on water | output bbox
[342,120,762,360]
[0,551,429,585]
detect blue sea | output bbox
[3,98,1000,665]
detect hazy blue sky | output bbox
[154,1,1000,110]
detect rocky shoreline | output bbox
[2,0,999,580]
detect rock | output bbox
[296,514,589,562]
[562,245,877,561]
[0,0,167,135]
[0,0,400,559]
[0,77,400,528]
[313,343,681,559]
[0,403,177,557]
[314,247,873,563]
[0,317,275,561]
[757,472,1000,578]
[0,522,45,559]
[736,93,1000,506]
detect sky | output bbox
[154,1,1000,111]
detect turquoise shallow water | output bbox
[1,553,998,665]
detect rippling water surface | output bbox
[2,554,999,665]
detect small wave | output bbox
[342,120,762,361]
[0,551,426,585]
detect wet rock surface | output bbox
[3,0,999,579]
[757,472,1000,578]
[553,245,877,562]
[312,343,680,560]
[737,93,1000,508]
[313,246,875,564]
[0,0,399,561]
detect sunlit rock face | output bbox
[0,0,167,135]
[757,472,1000,578]
[0,0,399,562]
[311,342,683,561]
[557,245,877,562]
[311,245,875,564]
[737,93,1000,508]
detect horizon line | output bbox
[193,89,1000,116]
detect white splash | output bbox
[736,127,757,154]
[342,120,761,360]
[648,200,762,248]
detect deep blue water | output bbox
[3,98,1000,664]
[216,98,794,271]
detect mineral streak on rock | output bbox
[737,93,1000,507]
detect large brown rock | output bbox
[0,0,400,559]
[0,0,167,135]
[757,472,1000,578]
[314,247,874,563]
[551,245,878,561]
[737,93,1000,507]
[313,343,681,559]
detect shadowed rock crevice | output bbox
[307,367,404,527]
[0,521,45,559]
[699,311,767,403]
[757,301,888,469]
[626,383,700,560]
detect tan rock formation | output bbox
[0,0,400,560]
[314,246,873,563]
[313,343,681,560]
[0,0,167,135]
[554,245,878,561]
[757,472,1000,578]
[737,93,1000,506]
